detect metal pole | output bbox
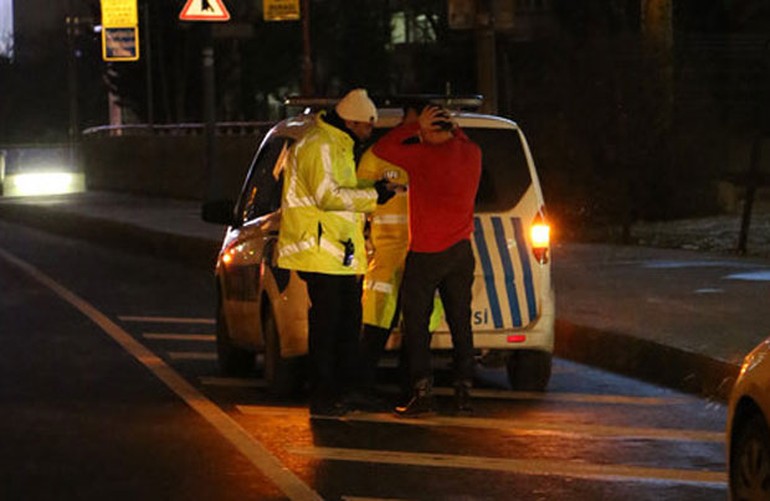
[66,16,79,144]
[202,24,220,203]
[475,0,498,114]
[143,1,155,127]
[737,134,761,254]
[301,0,314,95]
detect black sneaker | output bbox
[453,383,473,415]
[394,394,436,417]
[310,400,349,418]
[344,390,388,412]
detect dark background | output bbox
[2,0,769,237]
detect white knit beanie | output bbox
[335,89,378,123]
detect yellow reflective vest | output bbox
[277,113,378,275]
[358,149,410,328]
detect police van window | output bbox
[465,128,531,212]
[365,127,531,212]
[239,137,290,223]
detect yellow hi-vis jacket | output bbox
[358,149,410,328]
[358,148,444,330]
[277,113,378,275]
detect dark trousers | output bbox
[298,272,362,405]
[360,323,410,397]
[401,239,475,387]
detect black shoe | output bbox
[394,393,436,417]
[344,390,388,412]
[310,400,349,418]
[453,382,473,415]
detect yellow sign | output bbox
[102,26,139,62]
[264,0,300,21]
[101,0,138,28]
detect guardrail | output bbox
[82,121,274,137]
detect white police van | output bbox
[203,96,554,395]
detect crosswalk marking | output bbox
[143,333,215,342]
[167,351,217,361]
[0,248,321,501]
[288,446,726,487]
[421,386,690,406]
[237,405,724,443]
[200,377,265,388]
[119,315,215,325]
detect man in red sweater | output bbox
[373,105,482,416]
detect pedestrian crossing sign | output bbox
[179,0,230,21]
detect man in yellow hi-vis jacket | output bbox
[277,89,396,417]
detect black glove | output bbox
[373,179,397,205]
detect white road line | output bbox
[427,386,690,406]
[237,406,724,443]
[143,333,215,342]
[119,315,215,325]
[0,249,320,501]
[167,351,217,361]
[200,377,265,388]
[289,446,727,487]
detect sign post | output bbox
[179,0,230,206]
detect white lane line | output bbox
[143,333,215,342]
[167,351,217,361]
[427,386,689,406]
[0,249,320,501]
[119,315,215,325]
[289,446,727,487]
[200,377,265,388]
[237,406,724,443]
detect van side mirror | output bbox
[201,199,236,226]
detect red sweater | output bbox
[372,122,482,253]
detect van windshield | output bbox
[365,127,532,213]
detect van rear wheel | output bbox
[506,350,551,391]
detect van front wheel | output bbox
[262,304,303,396]
[216,299,256,376]
[506,350,551,391]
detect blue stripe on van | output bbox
[473,217,503,328]
[491,217,523,327]
[511,217,537,320]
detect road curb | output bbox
[0,203,220,269]
[555,320,738,402]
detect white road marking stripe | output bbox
[237,406,724,443]
[167,351,217,361]
[423,386,690,406]
[119,315,215,325]
[200,377,265,388]
[143,333,215,342]
[289,446,727,487]
[0,249,320,501]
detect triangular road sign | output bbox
[179,0,230,21]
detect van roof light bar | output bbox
[283,94,484,112]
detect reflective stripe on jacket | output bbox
[277,113,377,275]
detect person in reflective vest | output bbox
[276,89,396,417]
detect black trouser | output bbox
[298,272,362,406]
[401,239,475,387]
[360,323,410,397]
